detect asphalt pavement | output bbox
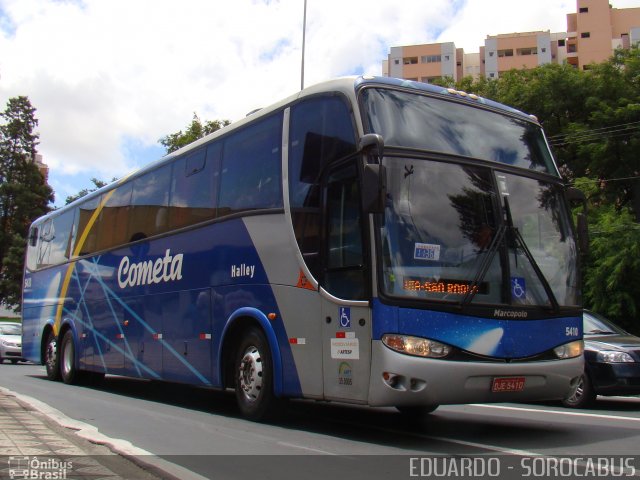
[0,386,202,480]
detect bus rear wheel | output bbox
[44,331,60,381]
[60,330,80,385]
[234,327,279,421]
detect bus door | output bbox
[321,161,372,402]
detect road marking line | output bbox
[426,435,542,456]
[469,404,640,422]
[276,441,337,455]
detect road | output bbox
[2,363,640,479]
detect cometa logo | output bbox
[117,249,184,289]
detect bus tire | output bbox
[396,404,439,417]
[59,330,79,385]
[44,330,60,381]
[234,327,279,421]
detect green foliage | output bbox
[159,113,230,154]
[65,177,114,205]
[577,177,640,333]
[0,96,53,310]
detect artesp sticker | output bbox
[330,338,359,359]
[414,243,441,261]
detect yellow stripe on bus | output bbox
[52,189,116,336]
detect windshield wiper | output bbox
[460,224,506,307]
[461,197,560,312]
[504,196,559,311]
[511,226,560,311]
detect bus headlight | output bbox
[553,340,584,359]
[382,334,451,358]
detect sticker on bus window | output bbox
[511,277,526,299]
[414,243,441,261]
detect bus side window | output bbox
[323,163,366,300]
[289,95,357,281]
[48,209,78,264]
[25,225,39,271]
[170,146,218,229]
[129,164,172,240]
[77,195,101,256]
[36,219,53,269]
[218,113,283,217]
[95,184,133,251]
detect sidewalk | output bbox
[0,388,192,480]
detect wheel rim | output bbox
[567,375,585,405]
[61,338,73,378]
[238,346,263,403]
[46,338,57,371]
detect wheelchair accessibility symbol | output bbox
[511,277,526,299]
[339,307,351,328]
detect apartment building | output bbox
[482,31,554,79]
[566,0,640,69]
[384,42,463,83]
[32,153,49,183]
[384,0,640,82]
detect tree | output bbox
[0,96,53,309]
[575,177,640,333]
[159,113,230,154]
[65,177,113,205]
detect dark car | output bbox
[563,310,640,408]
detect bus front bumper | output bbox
[368,341,583,407]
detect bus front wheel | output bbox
[234,327,278,421]
[44,331,60,381]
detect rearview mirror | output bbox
[362,163,387,214]
[359,134,384,162]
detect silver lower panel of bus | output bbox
[367,341,583,407]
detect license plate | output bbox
[492,376,525,393]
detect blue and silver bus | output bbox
[22,76,584,420]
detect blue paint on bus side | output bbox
[372,299,582,359]
[21,217,302,396]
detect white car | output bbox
[0,322,25,364]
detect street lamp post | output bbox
[301,0,307,90]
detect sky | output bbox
[1,0,639,207]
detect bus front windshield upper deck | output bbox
[361,88,579,309]
[361,87,556,175]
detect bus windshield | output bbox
[361,88,579,309]
[378,159,579,308]
[361,87,557,175]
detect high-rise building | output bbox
[566,0,640,69]
[384,0,640,82]
[32,153,49,183]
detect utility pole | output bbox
[301,0,307,90]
